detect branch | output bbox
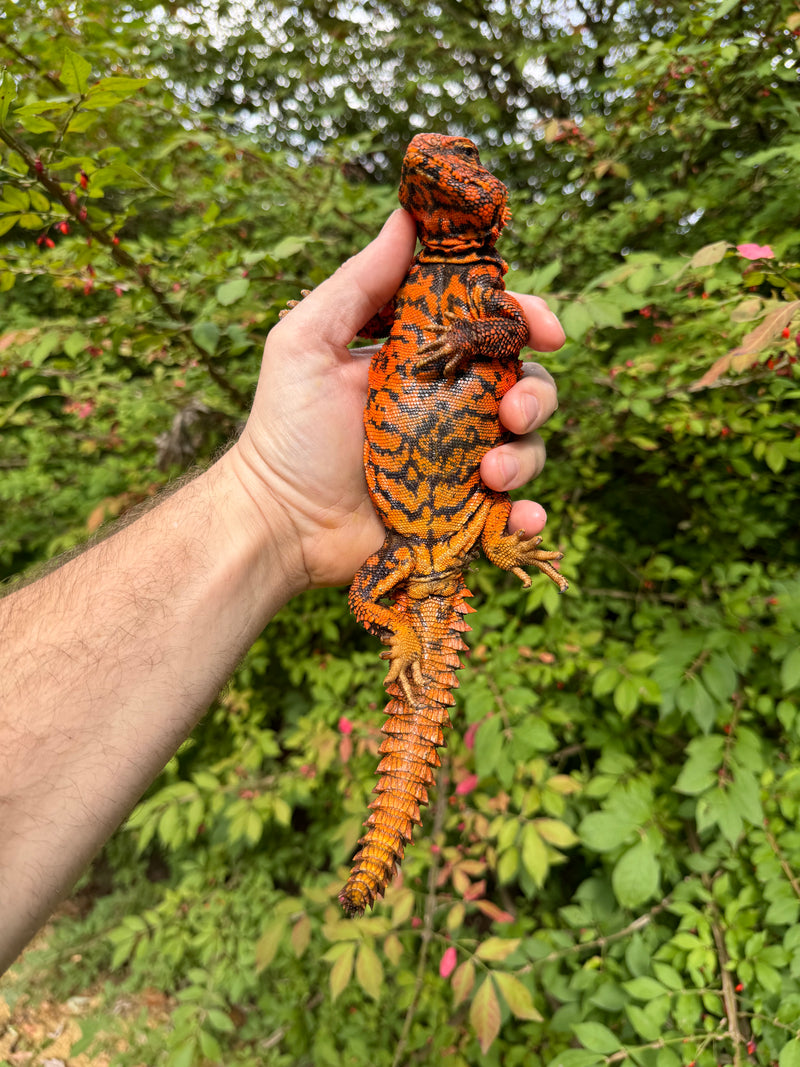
[0,123,247,407]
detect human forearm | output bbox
[0,446,295,970]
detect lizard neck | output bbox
[416,246,508,272]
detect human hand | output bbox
[232,210,565,592]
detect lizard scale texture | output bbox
[340,133,568,917]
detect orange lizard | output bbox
[339,133,568,915]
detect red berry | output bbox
[0,367,7,377]
[34,157,44,174]
[721,427,730,437]
[111,234,120,245]
[782,327,791,339]
[735,982,744,992]
[78,207,87,221]
[58,221,69,235]
[79,170,89,189]
[747,1041,756,1055]
[45,237,55,248]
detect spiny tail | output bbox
[339,582,475,917]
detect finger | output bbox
[507,499,548,537]
[497,363,558,435]
[275,210,417,348]
[480,431,546,492]
[507,292,565,351]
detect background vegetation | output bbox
[1,1,800,1064]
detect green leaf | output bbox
[61,48,92,95]
[782,647,800,692]
[469,976,502,1056]
[216,278,250,306]
[1,186,28,210]
[625,1002,662,1041]
[0,70,16,126]
[476,936,520,962]
[674,735,724,795]
[492,971,542,1021]
[254,919,285,972]
[612,840,659,908]
[17,213,42,229]
[623,976,669,1000]
[270,234,312,260]
[452,960,475,1007]
[546,1052,603,1067]
[355,943,383,1000]
[780,1040,800,1067]
[191,321,220,355]
[64,331,89,358]
[572,1021,622,1054]
[521,822,549,886]
[534,818,579,849]
[0,214,20,237]
[329,942,355,1001]
[690,241,728,268]
[579,810,637,852]
[613,675,640,717]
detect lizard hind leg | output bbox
[482,498,568,593]
[349,537,425,697]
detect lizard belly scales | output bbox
[340,133,567,917]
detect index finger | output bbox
[508,292,565,352]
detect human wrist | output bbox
[214,440,310,601]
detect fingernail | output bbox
[522,394,541,427]
[498,453,520,488]
[546,311,566,345]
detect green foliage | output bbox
[3,1,800,1064]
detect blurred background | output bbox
[1,1,800,1064]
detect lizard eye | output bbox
[452,141,480,162]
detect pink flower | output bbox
[455,773,479,796]
[736,243,774,260]
[337,716,353,735]
[439,946,457,978]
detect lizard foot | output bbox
[490,530,569,593]
[380,628,424,702]
[416,312,470,375]
[278,289,312,320]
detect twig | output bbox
[687,825,749,1061]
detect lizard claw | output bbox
[381,635,425,702]
[278,289,312,319]
[416,312,468,374]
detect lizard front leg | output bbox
[481,497,568,593]
[349,538,425,700]
[416,282,527,375]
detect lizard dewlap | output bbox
[341,132,568,916]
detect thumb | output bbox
[277,210,417,349]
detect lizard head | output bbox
[399,133,511,256]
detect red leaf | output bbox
[691,300,800,391]
[474,899,515,923]
[439,945,457,978]
[455,773,479,796]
